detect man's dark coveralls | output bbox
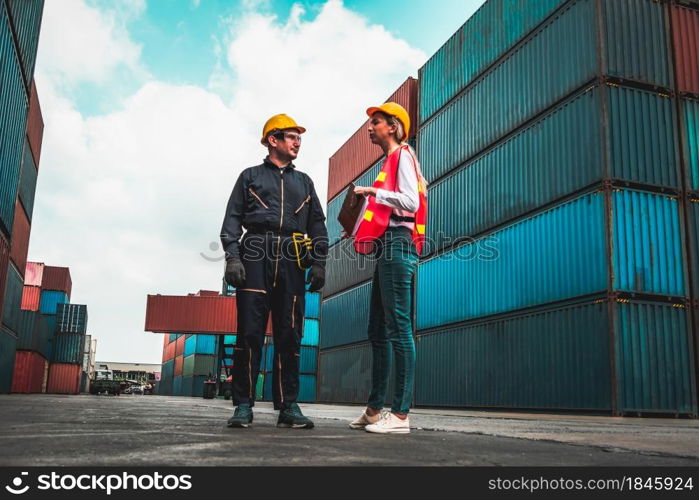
[220,157,327,410]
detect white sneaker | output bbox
[349,410,381,429]
[365,412,410,434]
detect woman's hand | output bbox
[354,186,377,197]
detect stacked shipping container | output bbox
[0,1,45,393]
[319,0,699,416]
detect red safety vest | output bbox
[354,145,427,255]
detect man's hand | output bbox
[225,258,246,287]
[306,265,325,292]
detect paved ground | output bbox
[0,394,698,466]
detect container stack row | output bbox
[0,0,46,394]
[319,0,699,416]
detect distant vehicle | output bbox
[131,385,144,395]
[90,370,121,395]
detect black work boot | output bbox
[227,403,253,428]
[277,402,314,429]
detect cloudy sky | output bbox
[29,0,485,364]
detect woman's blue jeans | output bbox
[366,227,418,415]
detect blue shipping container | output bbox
[6,0,44,88]
[417,189,686,330]
[301,319,319,347]
[51,333,85,364]
[56,303,88,334]
[39,291,68,315]
[320,282,372,349]
[184,334,216,357]
[304,292,320,319]
[298,374,316,403]
[0,327,17,393]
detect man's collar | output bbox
[263,156,296,171]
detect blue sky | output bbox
[31,0,485,362]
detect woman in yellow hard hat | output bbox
[349,102,428,434]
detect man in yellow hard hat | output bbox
[220,113,327,429]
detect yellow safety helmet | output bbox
[261,114,306,145]
[366,102,410,141]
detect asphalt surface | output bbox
[0,394,698,466]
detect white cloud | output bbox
[30,0,426,364]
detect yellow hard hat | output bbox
[261,114,306,145]
[366,102,410,141]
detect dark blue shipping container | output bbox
[5,0,44,88]
[320,281,372,349]
[301,319,319,347]
[0,3,28,238]
[683,98,699,191]
[39,291,68,315]
[17,139,37,221]
[1,264,22,334]
[0,327,17,393]
[52,333,85,365]
[417,189,686,330]
[15,309,36,351]
[324,237,376,299]
[304,291,320,319]
[182,375,207,397]
[419,0,569,123]
[158,376,172,396]
[56,303,87,334]
[426,84,680,251]
[418,0,673,184]
[300,346,318,374]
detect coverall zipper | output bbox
[294,196,310,214]
[248,187,269,209]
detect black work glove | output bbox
[306,265,325,292]
[225,258,246,288]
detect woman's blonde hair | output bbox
[386,114,428,194]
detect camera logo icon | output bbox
[5,472,29,495]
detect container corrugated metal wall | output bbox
[683,99,699,191]
[161,359,174,379]
[20,285,39,311]
[298,374,316,403]
[426,84,680,251]
[26,80,42,165]
[11,349,47,393]
[184,334,216,357]
[174,356,183,376]
[304,292,320,319]
[0,327,17,393]
[172,376,182,396]
[2,263,23,333]
[5,0,44,88]
[614,300,696,414]
[17,139,37,221]
[302,319,319,347]
[323,238,376,298]
[182,354,215,377]
[24,261,42,287]
[419,0,569,123]
[175,335,185,357]
[15,310,37,351]
[41,266,71,297]
[0,2,28,238]
[299,346,318,374]
[0,234,9,320]
[686,200,699,297]
[417,189,685,330]
[317,342,395,405]
[145,295,239,334]
[51,333,85,365]
[418,0,672,184]
[38,290,68,315]
[414,300,611,410]
[56,303,87,334]
[47,363,80,394]
[671,4,699,96]
[320,281,371,349]
[9,200,30,277]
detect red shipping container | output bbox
[42,266,72,298]
[0,234,9,320]
[145,294,274,335]
[175,335,185,357]
[20,285,40,311]
[167,341,176,361]
[47,363,81,394]
[9,201,31,279]
[327,77,418,201]
[174,356,183,376]
[672,5,699,95]
[24,262,44,287]
[26,81,44,167]
[11,350,48,393]
[195,290,219,297]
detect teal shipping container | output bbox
[184,334,216,357]
[158,376,172,396]
[52,333,85,365]
[0,327,17,393]
[1,264,23,333]
[301,319,319,347]
[298,374,316,403]
[5,0,44,88]
[320,282,372,349]
[426,83,680,252]
[304,292,320,319]
[172,376,182,396]
[418,0,673,184]
[0,3,29,238]
[56,303,87,334]
[17,139,37,221]
[161,359,174,379]
[417,189,686,330]
[168,333,177,343]
[182,375,208,397]
[414,298,696,415]
[683,98,699,191]
[419,0,569,123]
[39,291,68,315]
[323,238,376,298]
